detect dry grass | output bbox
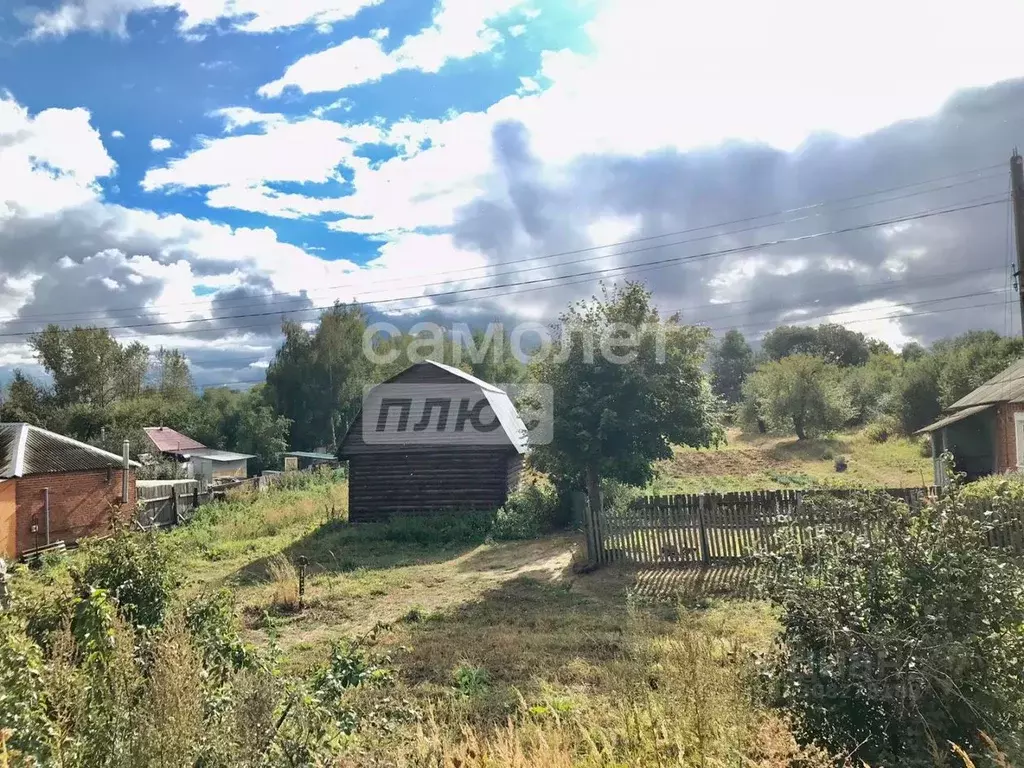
[654,427,933,493]
[266,554,299,612]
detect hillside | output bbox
[652,427,934,494]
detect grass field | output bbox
[141,480,835,764]
[651,427,933,494]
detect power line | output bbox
[0,164,1005,326]
[0,195,1004,343]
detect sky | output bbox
[2,0,1024,388]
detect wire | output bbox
[0,195,1005,343]
[0,163,1005,326]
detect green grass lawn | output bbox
[135,480,831,764]
[651,427,934,494]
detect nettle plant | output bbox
[757,479,1024,765]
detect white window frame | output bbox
[1014,412,1024,469]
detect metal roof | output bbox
[143,426,206,453]
[339,361,529,455]
[915,404,993,434]
[182,448,256,462]
[947,357,1024,409]
[283,451,338,460]
[0,423,141,478]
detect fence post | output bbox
[297,555,308,611]
[698,494,711,566]
[573,491,597,565]
[171,486,179,527]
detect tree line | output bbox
[711,324,1023,439]
[1,291,1021,480]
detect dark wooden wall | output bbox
[348,449,523,522]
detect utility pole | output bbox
[1011,149,1024,334]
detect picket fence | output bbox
[583,487,940,566]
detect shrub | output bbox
[863,417,897,443]
[71,527,176,629]
[452,663,491,696]
[757,488,1024,765]
[918,435,934,458]
[832,455,847,472]
[0,613,48,761]
[491,484,561,540]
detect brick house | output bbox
[0,423,140,558]
[917,358,1024,485]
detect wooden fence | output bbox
[585,487,938,567]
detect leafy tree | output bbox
[935,330,1024,408]
[709,329,754,405]
[152,347,193,399]
[0,370,52,426]
[760,325,818,361]
[900,341,926,362]
[895,355,943,434]
[844,350,903,423]
[29,325,125,408]
[812,323,870,367]
[531,282,721,526]
[265,305,372,451]
[233,387,291,474]
[761,324,870,367]
[744,355,852,439]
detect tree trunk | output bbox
[756,417,766,434]
[793,415,806,440]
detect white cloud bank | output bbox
[149,136,173,151]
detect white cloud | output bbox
[258,0,529,97]
[110,129,125,139]
[150,136,173,151]
[26,0,383,37]
[0,97,115,218]
[142,114,381,193]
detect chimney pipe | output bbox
[122,439,130,504]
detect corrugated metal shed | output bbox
[143,426,206,453]
[182,448,256,462]
[915,404,993,434]
[947,358,1024,409]
[0,423,141,478]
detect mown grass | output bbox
[652,427,933,494]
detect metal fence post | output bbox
[297,555,308,611]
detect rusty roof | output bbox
[0,423,141,478]
[143,426,206,453]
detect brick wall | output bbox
[993,403,1024,473]
[14,469,136,555]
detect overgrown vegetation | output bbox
[757,479,1024,765]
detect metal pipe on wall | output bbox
[122,440,130,504]
[43,487,50,546]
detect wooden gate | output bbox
[586,487,935,566]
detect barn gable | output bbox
[337,361,527,521]
[338,361,528,456]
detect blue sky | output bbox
[2,0,1024,386]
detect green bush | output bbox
[491,484,561,540]
[0,612,48,761]
[72,527,177,629]
[758,488,1024,765]
[863,417,897,443]
[918,436,933,458]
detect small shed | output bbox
[917,357,1024,484]
[282,451,340,472]
[181,449,254,485]
[0,423,140,558]
[338,361,527,522]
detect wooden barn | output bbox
[338,361,528,522]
